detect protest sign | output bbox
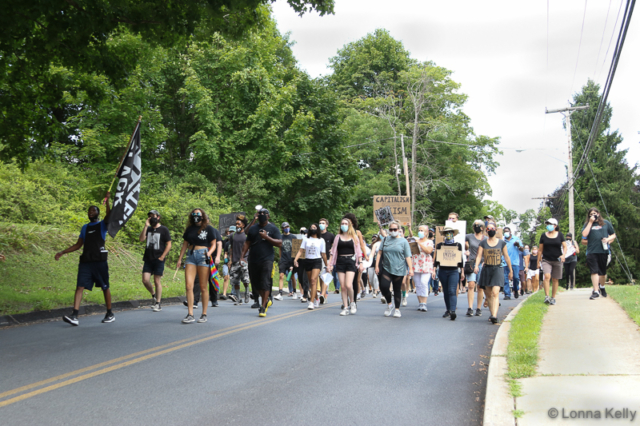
[373,196,411,225]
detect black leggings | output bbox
[565,262,577,289]
[379,268,404,308]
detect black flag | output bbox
[108,124,141,238]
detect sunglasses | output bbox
[192,212,202,216]
[389,228,399,231]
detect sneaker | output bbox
[307,302,314,310]
[63,314,79,326]
[504,296,511,300]
[356,293,361,301]
[152,294,157,305]
[450,311,457,321]
[490,316,498,324]
[361,291,366,299]
[258,307,266,317]
[152,303,162,312]
[274,293,283,301]
[401,297,407,307]
[301,297,308,303]
[544,296,551,304]
[381,296,387,304]
[211,301,218,307]
[314,299,320,308]
[183,300,197,309]
[590,291,600,300]
[251,302,260,309]
[102,312,115,323]
[197,314,207,323]
[549,298,556,305]
[350,302,357,315]
[340,308,350,316]
[514,292,519,299]
[600,286,608,297]
[292,293,298,300]
[229,294,239,303]
[334,290,340,294]
[475,309,482,316]
[384,305,394,317]
[393,309,401,318]
[319,295,325,304]
[465,308,473,317]
[219,294,228,300]
[442,311,450,318]
[182,315,195,324]
[373,291,378,299]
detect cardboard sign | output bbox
[292,238,305,259]
[434,226,446,247]
[375,206,394,226]
[436,245,462,267]
[445,220,467,262]
[219,212,247,233]
[409,242,420,256]
[373,195,411,226]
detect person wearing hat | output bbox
[139,209,172,312]
[433,226,464,320]
[275,222,296,301]
[538,218,567,305]
[501,225,522,300]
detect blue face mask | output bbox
[319,224,326,231]
[340,225,348,233]
[546,225,555,232]
[283,227,290,233]
[418,231,425,239]
[504,232,511,239]
[445,233,454,242]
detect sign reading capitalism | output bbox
[373,196,411,225]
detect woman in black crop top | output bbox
[526,245,540,293]
[337,238,355,256]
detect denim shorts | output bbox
[185,248,209,267]
[222,264,229,277]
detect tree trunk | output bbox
[411,110,419,224]
[393,133,401,195]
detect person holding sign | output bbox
[327,218,363,316]
[375,221,413,318]
[434,227,464,321]
[294,224,327,310]
[412,225,434,312]
[475,222,513,324]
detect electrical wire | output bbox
[594,0,614,76]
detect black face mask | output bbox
[193,215,202,224]
[473,225,483,233]
[487,230,497,237]
[428,232,434,239]
[149,217,159,227]
[309,228,319,237]
[258,214,268,224]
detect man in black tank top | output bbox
[55,194,113,326]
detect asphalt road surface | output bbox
[0,291,524,425]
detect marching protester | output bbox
[465,219,486,316]
[319,218,335,303]
[241,208,282,317]
[475,222,513,324]
[563,233,580,290]
[400,226,411,306]
[375,221,413,318]
[581,207,616,299]
[294,223,328,310]
[297,227,309,302]
[275,222,296,301]
[219,227,233,300]
[428,228,440,296]
[413,225,434,312]
[368,234,381,298]
[176,209,222,323]
[139,210,172,312]
[502,226,522,300]
[521,245,530,294]
[447,212,466,295]
[327,218,362,316]
[229,216,251,305]
[342,213,369,304]
[57,195,114,326]
[434,226,464,320]
[526,245,540,293]
[538,218,567,305]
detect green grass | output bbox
[507,291,549,379]
[607,285,640,327]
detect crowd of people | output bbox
[54,202,617,326]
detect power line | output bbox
[597,0,626,83]
[594,0,614,75]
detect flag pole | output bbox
[104,116,142,204]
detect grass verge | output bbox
[607,285,640,327]
[507,290,548,379]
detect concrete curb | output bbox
[483,295,529,426]
[0,296,186,328]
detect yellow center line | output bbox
[0,301,341,408]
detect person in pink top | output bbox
[412,224,434,312]
[327,218,362,316]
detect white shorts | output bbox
[527,269,539,280]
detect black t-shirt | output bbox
[222,237,231,256]
[479,239,507,266]
[231,231,248,262]
[246,223,282,264]
[143,225,172,261]
[280,234,295,261]
[321,231,335,256]
[539,232,565,261]
[182,225,221,258]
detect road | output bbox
[0,291,524,425]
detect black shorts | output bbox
[586,253,608,276]
[279,258,294,275]
[335,256,357,273]
[305,258,323,271]
[77,261,109,291]
[143,259,165,276]
[248,261,273,291]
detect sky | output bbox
[271,0,640,217]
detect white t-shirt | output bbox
[300,237,326,259]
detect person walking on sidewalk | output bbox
[327,218,362,316]
[434,226,464,320]
[526,245,540,293]
[294,224,327,310]
[475,222,513,324]
[375,221,413,318]
[139,210,172,312]
[465,219,486,316]
[538,218,567,306]
[581,207,616,300]
[502,226,522,300]
[57,196,114,326]
[413,225,434,312]
[563,233,580,290]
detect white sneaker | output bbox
[350,302,357,315]
[373,292,378,298]
[366,288,370,294]
[356,293,361,301]
[381,296,387,304]
[274,293,283,301]
[152,303,162,312]
[393,309,401,318]
[307,302,314,310]
[340,308,350,316]
[401,297,407,307]
[384,304,394,317]
[292,292,297,300]
[314,299,320,308]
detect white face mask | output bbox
[389,231,399,237]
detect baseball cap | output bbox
[281,222,290,228]
[148,209,160,216]
[300,227,308,232]
[503,226,511,232]
[545,218,558,226]
[259,208,270,215]
[483,215,495,220]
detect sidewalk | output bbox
[516,289,640,425]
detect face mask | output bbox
[567,238,572,242]
[591,214,599,220]
[389,231,398,237]
[418,231,425,239]
[546,225,554,232]
[284,227,290,233]
[340,225,348,233]
[309,228,318,236]
[258,214,267,224]
[532,251,538,255]
[524,250,530,256]
[487,230,496,237]
[149,217,158,226]
[428,232,434,239]
[192,214,202,224]
[504,232,511,239]
[445,233,454,240]
[473,225,482,233]
[319,224,326,231]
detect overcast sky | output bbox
[272,0,639,217]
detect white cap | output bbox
[545,218,558,226]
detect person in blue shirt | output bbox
[55,194,113,326]
[501,226,522,300]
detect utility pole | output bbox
[545,104,589,237]
[400,134,411,225]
